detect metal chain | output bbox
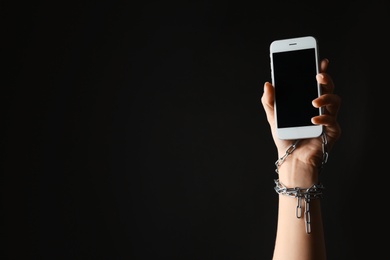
[274,132,329,174]
[274,178,324,234]
[274,140,300,174]
[320,133,329,173]
[273,132,329,234]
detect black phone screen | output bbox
[273,48,319,128]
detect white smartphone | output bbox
[269,36,323,140]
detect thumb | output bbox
[261,82,275,126]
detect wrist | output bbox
[277,156,319,188]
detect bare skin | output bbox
[261,59,341,260]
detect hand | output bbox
[261,58,341,172]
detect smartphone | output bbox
[269,36,323,140]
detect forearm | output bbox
[272,158,326,260]
[273,195,326,260]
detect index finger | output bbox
[318,58,335,94]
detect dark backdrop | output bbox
[3,1,389,259]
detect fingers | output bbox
[311,113,339,126]
[312,112,342,143]
[317,59,335,95]
[313,115,342,145]
[312,60,342,150]
[312,93,341,117]
[318,59,334,93]
[319,58,329,73]
[312,92,342,143]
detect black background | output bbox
[3,1,389,259]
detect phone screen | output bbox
[273,48,319,128]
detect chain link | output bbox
[274,140,299,174]
[320,133,329,173]
[274,132,329,174]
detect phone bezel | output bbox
[270,36,323,140]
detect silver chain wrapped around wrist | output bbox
[274,179,324,234]
[273,132,329,234]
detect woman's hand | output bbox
[261,58,341,185]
